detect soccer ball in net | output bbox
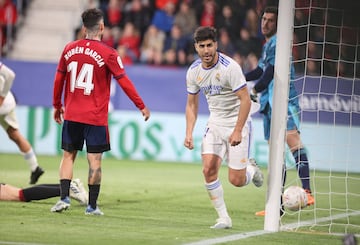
[282,186,308,211]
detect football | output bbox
[282,186,308,211]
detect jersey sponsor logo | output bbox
[201,84,223,95]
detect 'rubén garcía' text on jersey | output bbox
[64,46,105,67]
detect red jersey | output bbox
[53,39,145,126]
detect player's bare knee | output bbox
[202,167,218,182]
[229,175,246,187]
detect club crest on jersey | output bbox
[215,73,220,82]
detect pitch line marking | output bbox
[183,211,360,245]
[183,229,274,245]
[0,242,54,245]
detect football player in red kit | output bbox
[51,8,150,215]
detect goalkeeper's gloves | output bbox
[250,88,258,103]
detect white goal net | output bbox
[279,0,360,235]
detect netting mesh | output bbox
[279,0,360,235]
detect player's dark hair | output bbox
[82,8,104,30]
[263,6,278,18]
[193,26,217,43]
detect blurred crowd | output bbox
[73,0,278,73]
[0,0,25,55]
[1,0,359,77]
[293,0,359,78]
[75,0,359,77]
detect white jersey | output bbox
[0,90,16,115]
[186,52,248,127]
[0,62,16,115]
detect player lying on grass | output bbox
[0,179,87,205]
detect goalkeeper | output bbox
[245,6,315,216]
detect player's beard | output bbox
[262,26,276,40]
[202,52,216,68]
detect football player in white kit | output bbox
[184,26,263,229]
[0,62,44,184]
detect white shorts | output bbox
[201,121,252,170]
[0,91,16,115]
[0,109,19,130]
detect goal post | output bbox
[264,0,295,232]
[267,0,360,236]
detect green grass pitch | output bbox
[0,153,358,244]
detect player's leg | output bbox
[51,120,82,213]
[286,105,314,206]
[202,153,231,229]
[59,150,77,198]
[84,124,110,215]
[202,124,231,229]
[51,150,77,212]
[0,112,44,184]
[228,121,263,188]
[85,152,103,215]
[25,181,87,204]
[1,182,87,203]
[0,183,21,201]
[21,184,60,201]
[286,130,314,205]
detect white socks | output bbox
[205,178,230,219]
[23,148,39,172]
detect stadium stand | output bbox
[7,0,270,70]
[8,0,85,62]
[8,0,341,76]
[0,0,18,56]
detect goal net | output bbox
[278,0,360,235]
